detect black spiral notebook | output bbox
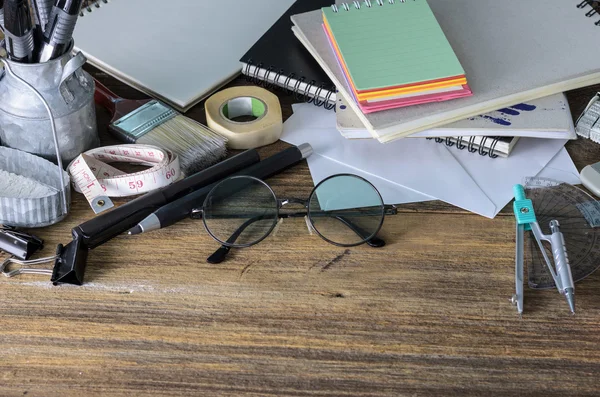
[240,0,336,109]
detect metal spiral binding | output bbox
[478,137,490,156]
[487,137,500,158]
[283,72,296,90]
[243,59,335,109]
[293,76,306,101]
[577,0,600,26]
[244,60,264,85]
[428,136,500,158]
[80,0,110,17]
[322,89,336,110]
[262,66,275,89]
[466,136,477,153]
[331,0,408,12]
[252,61,263,83]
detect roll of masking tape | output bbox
[205,86,283,150]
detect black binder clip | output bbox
[0,226,44,260]
[51,234,88,286]
[0,227,53,279]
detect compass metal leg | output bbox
[514,223,525,314]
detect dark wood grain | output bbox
[2,63,600,396]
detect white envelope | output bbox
[283,104,580,218]
[307,148,579,208]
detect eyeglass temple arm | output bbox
[207,214,274,264]
[331,215,386,248]
[306,204,396,247]
[207,207,393,264]
[384,204,398,216]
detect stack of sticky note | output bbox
[322,1,472,114]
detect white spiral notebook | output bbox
[74,0,295,112]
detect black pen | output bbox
[3,0,35,63]
[69,149,260,250]
[38,0,83,62]
[32,0,53,30]
[0,0,5,32]
[30,0,52,52]
[129,143,314,235]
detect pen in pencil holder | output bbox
[0,40,100,164]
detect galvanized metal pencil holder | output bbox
[0,42,99,164]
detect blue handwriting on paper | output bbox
[471,103,537,126]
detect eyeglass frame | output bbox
[191,173,398,261]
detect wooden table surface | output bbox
[3,66,600,396]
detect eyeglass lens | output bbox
[203,177,279,247]
[308,175,385,246]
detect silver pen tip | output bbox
[128,225,143,235]
[564,288,575,314]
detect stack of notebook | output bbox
[322,1,472,114]
[291,0,600,145]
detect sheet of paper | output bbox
[538,149,580,184]
[284,104,578,218]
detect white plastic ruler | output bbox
[68,145,181,214]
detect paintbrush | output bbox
[94,78,227,176]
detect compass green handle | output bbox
[513,184,536,226]
[514,184,527,201]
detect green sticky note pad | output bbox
[322,1,466,91]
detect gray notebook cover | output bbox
[74,0,295,112]
[291,1,600,142]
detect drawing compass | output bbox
[512,178,600,314]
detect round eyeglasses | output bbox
[192,174,397,263]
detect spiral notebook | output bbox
[240,0,336,109]
[291,0,600,142]
[322,1,472,113]
[73,0,295,112]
